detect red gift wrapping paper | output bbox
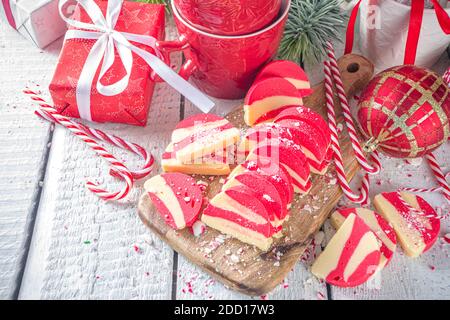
[49,0,165,126]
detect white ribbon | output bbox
[58,0,214,121]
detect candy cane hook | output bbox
[324,60,373,205]
[325,41,381,174]
[24,88,152,201]
[28,92,155,180]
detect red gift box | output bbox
[49,0,165,126]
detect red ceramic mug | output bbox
[156,0,291,100]
[173,0,282,36]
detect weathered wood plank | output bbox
[0,21,62,299]
[18,24,182,299]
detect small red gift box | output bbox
[49,0,165,126]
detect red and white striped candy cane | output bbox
[443,67,450,87]
[28,91,154,180]
[36,108,154,180]
[325,42,381,174]
[402,170,450,194]
[425,154,450,202]
[24,88,153,201]
[28,89,155,179]
[324,60,373,205]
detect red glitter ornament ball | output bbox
[357,65,450,158]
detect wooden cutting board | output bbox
[138,54,374,296]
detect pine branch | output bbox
[279,0,347,65]
[132,0,170,13]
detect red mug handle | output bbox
[153,34,197,82]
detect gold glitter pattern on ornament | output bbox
[358,65,450,158]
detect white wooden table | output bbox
[1,19,449,300]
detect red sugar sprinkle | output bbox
[133,245,141,253]
[260,295,268,300]
[429,265,436,271]
[185,281,194,294]
[317,292,325,300]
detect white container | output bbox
[359,0,450,70]
[0,0,67,48]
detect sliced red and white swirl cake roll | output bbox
[331,207,397,269]
[172,114,231,143]
[254,60,313,97]
[243,78,303,126]
[311,213,381,287]
[202,185,279,251]
[275,119,329,174]
[274,106,330,143]
[144,173,203,230]
[227,159,294,206]
[161,142,232,176]
[222,171,287,229]
[274,106,332,174]
[239,121,328,176]
[247,140,312,194]
[171,114,240,164]
[374,192,440,258]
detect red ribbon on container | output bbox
[345,0,450,64]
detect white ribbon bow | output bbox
[59,0,214,121]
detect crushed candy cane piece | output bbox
[191,220,206,237]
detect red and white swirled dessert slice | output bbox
[274,106,332,174]
[275,119,329,174]
[226,160,294,206]
[171,114,240,164]
[311,213,381,287]
[243,78,303,126]
[331,207,397,269]
[247,140,312,194]
[161,143,232,176]
[274,106,330,143]
[254,60,313,97]
[144,173,203,230]
[202,185,278,251]
[373,192,440,258]
[172,114,231,142]
[239,121,328,175]
[222,171,287,229]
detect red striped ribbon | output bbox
[344,0,450,64]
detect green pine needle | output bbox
[279,0,347,65]
[133,0,170,13]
